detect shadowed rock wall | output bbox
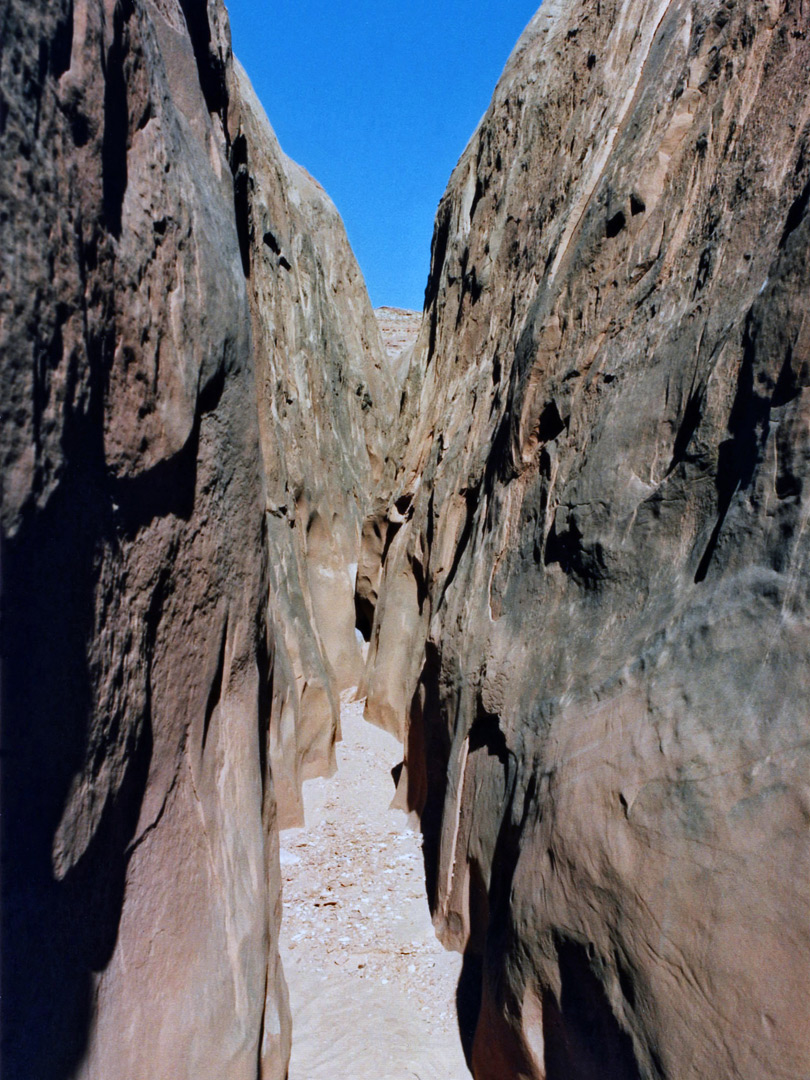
[0,1,288,1075]
[231,64,395,826]
[364,1,810,1076]
[0,0,390,1075]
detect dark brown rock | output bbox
[365,1,810,1076]
[0,0,392,1074]
[0,0,291,1073]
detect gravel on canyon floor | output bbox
[279,692,472,1080]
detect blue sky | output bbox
[225,2,539,310]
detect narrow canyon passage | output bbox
[278,693,472,1080]
[6,2,810,1077]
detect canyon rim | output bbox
[2,1,809,1079]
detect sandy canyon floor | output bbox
[279,693,472,1080]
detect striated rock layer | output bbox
[0,0,389,1076]
[375,306,423,384]
[364,1,810,1077]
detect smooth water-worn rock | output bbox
[364,1,810,1077]
[6,0,810,1076]
[0,2,289,1076]
[0,0,390,1076]
[231,64,395,825]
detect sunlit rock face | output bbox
[375,307,423,384]
[0,0,391,1076]
[365,0,810,1076]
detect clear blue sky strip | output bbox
[224,1,539,310]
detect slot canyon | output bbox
[2,0,809,1078]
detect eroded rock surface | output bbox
[364,1,810,1077]
[0,2,288,1076]
[231,64,395,827]
[6,0,810,1076]
[1,1,389,1076]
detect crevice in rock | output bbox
[178,0,228,123]
[277,694,472,1079]
[666,385,704,474]
[101,0,133,239]
[425,207,452,365]
[456,951,485,1064]
[694,322,767,582]
[542,938,641,1080]
[202,621,227,752]
[409,642,451,913]
[354,591,374,642]
[438,483,480,607]
[779,169,810,249]
[230,131,252,278]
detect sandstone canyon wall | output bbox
[231,64,395,826]
[0,0,390,1076]
[4,0,810,1077]
[364,1,810,1077]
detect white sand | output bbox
[279,693,472,1080]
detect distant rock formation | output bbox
[0,1,390,1077]
[364,0,810,1076]
[375,307,422,383]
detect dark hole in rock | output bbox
[667,386,704,474]
[606,210,627,238]
[468,709,508,765]
[780,172,810,250]
[354,592,374,642]
[543,939,642,1080]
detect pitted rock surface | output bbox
[364,1,810,1077]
